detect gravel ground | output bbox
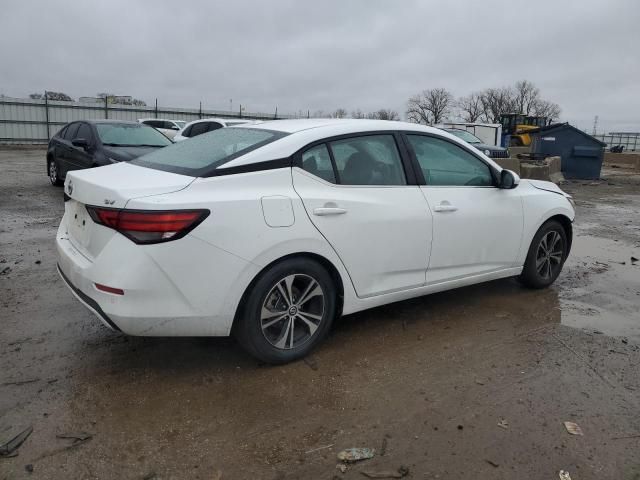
[1,149,639,479]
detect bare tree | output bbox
[331,108,348,119]
[373,109,399,121]
[31,91,73,101]
[532,99,561,121]
[513,80,540,115]
[406,88,453,125]
[48,91,73,101]
[479,87,515,123]
[456,92,483,122]
[351,109,365,119]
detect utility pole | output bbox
[44,91,50,140]
[592,115,598,135]
[230,99,232,112]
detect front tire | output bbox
[519,220,568,289]
[234,258,337,364]
[48,158,63,186]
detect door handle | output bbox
[433,202,458,213]
[313,207,347,216]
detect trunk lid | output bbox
[62,163,195,259]
[64,162,194,209]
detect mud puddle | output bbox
[558,226,640,339]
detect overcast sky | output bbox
[1,0,638,132]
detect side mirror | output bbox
[500,169,520,189]
[72,137,89,149]
[170,125,180,130]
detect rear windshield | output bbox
[130,127,286,177]
[96,123,172,147]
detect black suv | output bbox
[443,129,510,159]
[46,120,172,186]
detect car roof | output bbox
[138,118,183,123]
[83,119,141,125]
[183,118,251,127]
[240,118,431,134]
[222,119,500,169]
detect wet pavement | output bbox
[1,149,639,479]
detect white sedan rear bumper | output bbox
[56,218,259,336]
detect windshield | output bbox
[96,123,172,147]
[130,127,287,177]
[447,129,482,144]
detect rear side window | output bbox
[131,128,286,177]
[301,144,336,183]
[206,122,223,132]
[407,135,493,187]
[329,135,406,185]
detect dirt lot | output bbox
[1,149,639,479]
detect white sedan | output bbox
[173,118,254,142]
[57,119,574,363]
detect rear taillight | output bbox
[86,207,209,244]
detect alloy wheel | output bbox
[260,274,325,350]
[49,161,58,184]
[536,230,563,280]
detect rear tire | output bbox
[519,220,568,289]
[234,257,337,364]
[48,157,63,186]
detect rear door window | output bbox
[329,135,407,185]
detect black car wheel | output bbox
[519,220,568,289]
[234,257,337,364]
[48,157,63,186]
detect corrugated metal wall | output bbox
[0,97,296,144]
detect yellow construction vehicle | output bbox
[500,114,550,147]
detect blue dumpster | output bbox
[529,123,606,179]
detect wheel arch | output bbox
[546,213,573,256]
[231,252,345,333]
